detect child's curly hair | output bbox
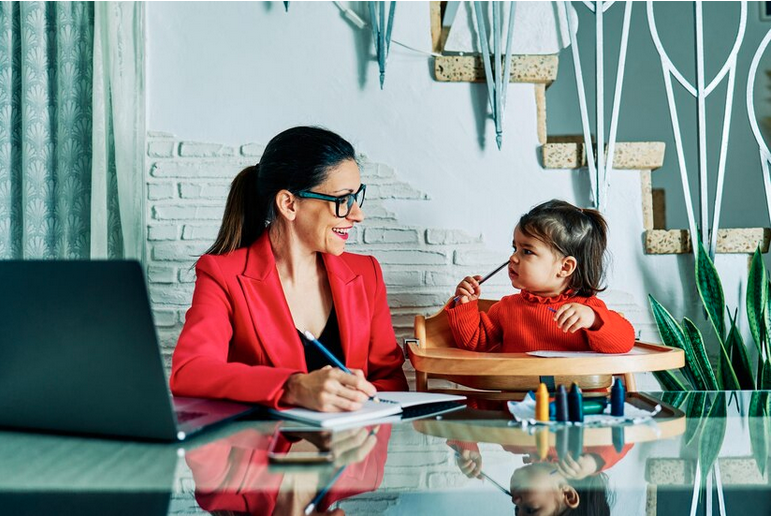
[517,199,609,297]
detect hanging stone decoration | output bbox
[472,2,516,150]
[369,2,396,89]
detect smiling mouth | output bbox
[332,227,351,240]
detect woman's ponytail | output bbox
[205,164,267,255]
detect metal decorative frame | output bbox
[746,27,771,231]
[562,1,633,212]
[647,1,747,258]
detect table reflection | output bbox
[186,425,391,515]
[2,391,771,515]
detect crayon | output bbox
[536,383,550,422]
[568,383,584,423]
[536,427,550,460]
[611,377,625,417]
[555,385,569,422]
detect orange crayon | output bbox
[536,383,549,422]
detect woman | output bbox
[170,126,408,411]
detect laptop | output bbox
[0,260,255,441]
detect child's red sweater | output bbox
[445,290,635,354]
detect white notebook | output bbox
[270,391,466,429]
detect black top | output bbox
[297,307,345,372]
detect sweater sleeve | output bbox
[582,297,636,353]
[445,299,503,352]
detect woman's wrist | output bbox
[281,373,304,406]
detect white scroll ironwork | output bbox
[562,1,632,212]
[746,28,771,230]
[647,1,747,258]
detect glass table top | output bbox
[0,391,768,516]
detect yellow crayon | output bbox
[536,383,550,422]
[536,427,549,460]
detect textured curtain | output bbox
[0,2,144,260]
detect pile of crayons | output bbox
[535,378,626,423]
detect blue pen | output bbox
[548,307,557,314]
[303,330,380,402]
[304,464,347,515]
[452,261,509,305]
[304,427,378,515]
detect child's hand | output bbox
[454,449,483,478]
[454,275,482,304]
[553,303,600,333]
[555,453,600,480]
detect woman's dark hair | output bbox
[564,473,613,516]
[206,126,356,255]
[517,199,609,297]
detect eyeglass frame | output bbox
[295,184,366,218]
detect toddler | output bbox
[447,199,635,354]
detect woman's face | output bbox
[294,159,364,256]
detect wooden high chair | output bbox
[408,300,684,396]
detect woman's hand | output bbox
[332,426,379,466]
[454,275,482,305]
[281,366,377,412]
[553,303,600,333]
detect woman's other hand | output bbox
[282,366,377,412]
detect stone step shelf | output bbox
[645,228,771,255]
[434,54,558,84]
[542,137,666,171]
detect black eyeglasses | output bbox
[296,184,366,218]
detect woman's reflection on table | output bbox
[186,424,390,515]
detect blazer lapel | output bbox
[238,233,306,371]
[323,253,367,371]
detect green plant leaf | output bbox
[695,239,726,343]
[747,246,766,355]
[698,393,727,484]
[763,359,771,390]
[684,391,708,448]
[727,310,755,390]
[659,391,689,410]
[718,340,741,390]
[648,295,694,389]
[749,392,770,476]
[682,317,719,390]
[758,354,766,390]
[653,370,687,391]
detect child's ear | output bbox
[559,256,577,278]
[275,189,298,221]
[561,484,580,509]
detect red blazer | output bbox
[170,232,408,408]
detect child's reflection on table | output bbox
[186,424,390,516]
[451,436,630,516]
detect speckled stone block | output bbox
[535,84,547,145]
[647,457,767,486]
[641,170,653,230]
[645,228,771,254]
[542,138,666,170]
[434,54,558,83]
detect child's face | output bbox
[510,463,579,516]
[508,227,573,297]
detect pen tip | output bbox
[303,330,316,341]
